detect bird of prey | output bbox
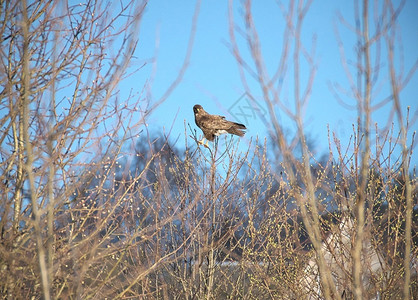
[193,104,246,148]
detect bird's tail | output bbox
[228,122,246,137]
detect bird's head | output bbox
[193,104,203,114]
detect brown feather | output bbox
[193,104,246,141]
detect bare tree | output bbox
[333,0,417,298]
[228,0,416,299]
[0,0,199,298]
[228,0,340,298]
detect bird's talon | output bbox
[197,139,210,149]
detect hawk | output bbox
[193,104,246,147]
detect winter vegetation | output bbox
[0,0,416,299]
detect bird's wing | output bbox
[200,115,235,130]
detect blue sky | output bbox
[126,0,418,166]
